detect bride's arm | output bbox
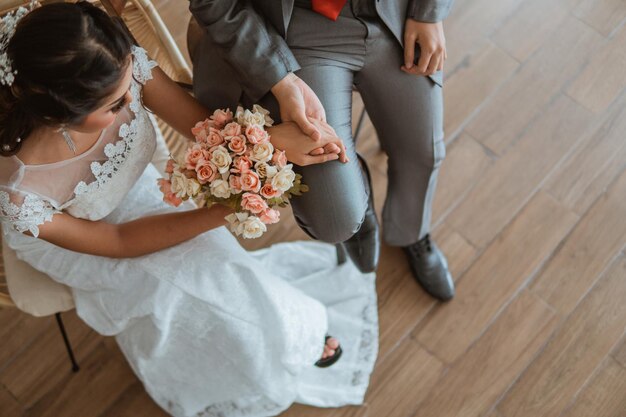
[141,68,348,165]
[141,67,211,141]
[35,205,232,258]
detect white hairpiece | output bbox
[0,1,39,86]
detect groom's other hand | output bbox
[271,73,327,142]
[401,19,447,76]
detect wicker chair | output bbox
[0,0,193,372]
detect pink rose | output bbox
[221,121,242,138]
[191,119,213,139]
[195,159,219,184]
[185,144,211,170]
[165,159,175,175]
[272,150,288,169]
[206,127,226,147]
[158,179,183,207]
[229,175,243,193]
[241,192,269,214]
[228,135,247,155]
[232,155,253,174]
[240,171,261,193]
[211,109,233,129]
[260,208,280,225]
[245,125,269,145]
[260,183,281,199]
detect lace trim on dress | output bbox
[0,191,60,237]
[74,46,156,197]
[130,45,158,86]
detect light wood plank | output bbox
[573,0,626,37]
[330,405,368,417]
[610,332,626,369]
[432,133,494,226]
[29,342,136,417]
[570,143,626,215]
[432,222,478,281]
[560,357,626,417]
[566,23,626,112]
[0,384,22,417]
[447,95,591,248]
[466,17,603,155]
[101,382,168,417]
[375,243,437,360]
[443,42,519,139]
[414,291,558,417]
[0,313,51,369]
[544,92,626,213]
[491,0,580,61]
[365,339,444,417]
[530,170,626,315]
[0,312,98,408]
[443,0,526,74]
[415,192,578,363]
[498,255,626,417]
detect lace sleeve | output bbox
[131,45,158,85]
[0,190,60,238]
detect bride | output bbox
[0,2,378,417]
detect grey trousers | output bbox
[193,4,445,246]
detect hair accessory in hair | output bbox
[0,1,39,86]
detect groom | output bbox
[189,0,456,301]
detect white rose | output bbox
[250,142,274,163]
[210,179,232,199]
[186,178,201,197]
[271,164,296,192]
[225,212,245,235]
[252,104,274,127]
[210,145,232,174]
[240,215,267,239]
[234,106,246,125]
[254,162,278,179]
[170,171,200,198]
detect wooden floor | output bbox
[2,0,626,416]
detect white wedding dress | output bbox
[0,47,378,417]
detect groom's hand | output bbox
[271,73,326,141]
[401,19,447,76]
[268,119,348,166]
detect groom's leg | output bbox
[256,65,369,244]
[355,24,446,247]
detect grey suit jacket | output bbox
[189,0,455,102]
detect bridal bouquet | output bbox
[158,105,308,238]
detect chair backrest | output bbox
[1,239,75,316]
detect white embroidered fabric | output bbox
[0,47,378,417]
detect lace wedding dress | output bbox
[0,47,378,417]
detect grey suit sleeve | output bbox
[189,0,300,102]
[407,0,455,23]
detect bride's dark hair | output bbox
[0,1,133,156]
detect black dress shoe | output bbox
[339,156,380,273]
[403,234,455,301]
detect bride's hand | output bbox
[268,119,349,166]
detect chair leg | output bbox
[336,243,348,266]
[353,108,367,142]
[55,313,80,373]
